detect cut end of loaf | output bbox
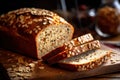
[41,33,94,61]
[58,49,111,71]
[36,24,74,58]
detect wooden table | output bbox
[77,72,120,80]
[0,35,120,80]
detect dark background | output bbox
[0,0,101,14]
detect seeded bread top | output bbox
[0,8,71,39]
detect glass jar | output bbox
[95,0,120,37]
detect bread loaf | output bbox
[42,33,94,61]
[0,8,74,59]
[58,50,111,71]
[47,40,101,64]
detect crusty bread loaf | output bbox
[58,50,111,71]
[42,33,94,61]
[47,40,101,65]
[0,8,74,59]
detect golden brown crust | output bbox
[0,8,71,39]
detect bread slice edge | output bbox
[58,49,111,71]
[47,40,101,65]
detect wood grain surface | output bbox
[0,44,120,80]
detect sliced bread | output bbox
[47,40,101,64]
[58,49,111,71]
[42,33,94,61]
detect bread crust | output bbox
[42,33,94,61]
[0,8,73,40]
[58,50,111,71]
[0,8,74,59]
[47,40,101,65]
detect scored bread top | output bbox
[0,8,72,39]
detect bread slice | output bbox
[0,8,74,59]
[47,40,101,64]
[58,50,111,71]
[42,33,94,61]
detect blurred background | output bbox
[0,0,120,39]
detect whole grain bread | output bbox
[42,33,94,61]
[0,8,74,59]
[47,40,101,65]
[58,49,111,71]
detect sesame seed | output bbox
[26,16,30,19]
[75,52,79,55]
[28,21,32,24]
[7,68,12,71]
[43,21,47,25]
[71,52,75,56]
[28,63,35,68]
[67,54,71,57]
[68,51,72,54]
[65,46,68,49]
[38,28,41,30]
[35,30,38,33]
[39,66,44,70]
[38,19,42,22]
[23,24,28,28]
[10,20,13,25]
[33,19,38,22]
[20,15,24,23]
[25,25,29,28]
[42,12,46,15]
[22,25,25,28]
[78,37,82,44]
[33,28,37,31]
[44,18,47,21]
[60,17,66,22]
[49,21,53,24]
[71,40,75,46]
[36,26,40,28]
[29,30,32,34]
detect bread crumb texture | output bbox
[59,50,111,71]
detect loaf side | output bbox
[0,8,74,59]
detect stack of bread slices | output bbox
[42,33,111,71]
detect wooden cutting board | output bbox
[0,44,120,80]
